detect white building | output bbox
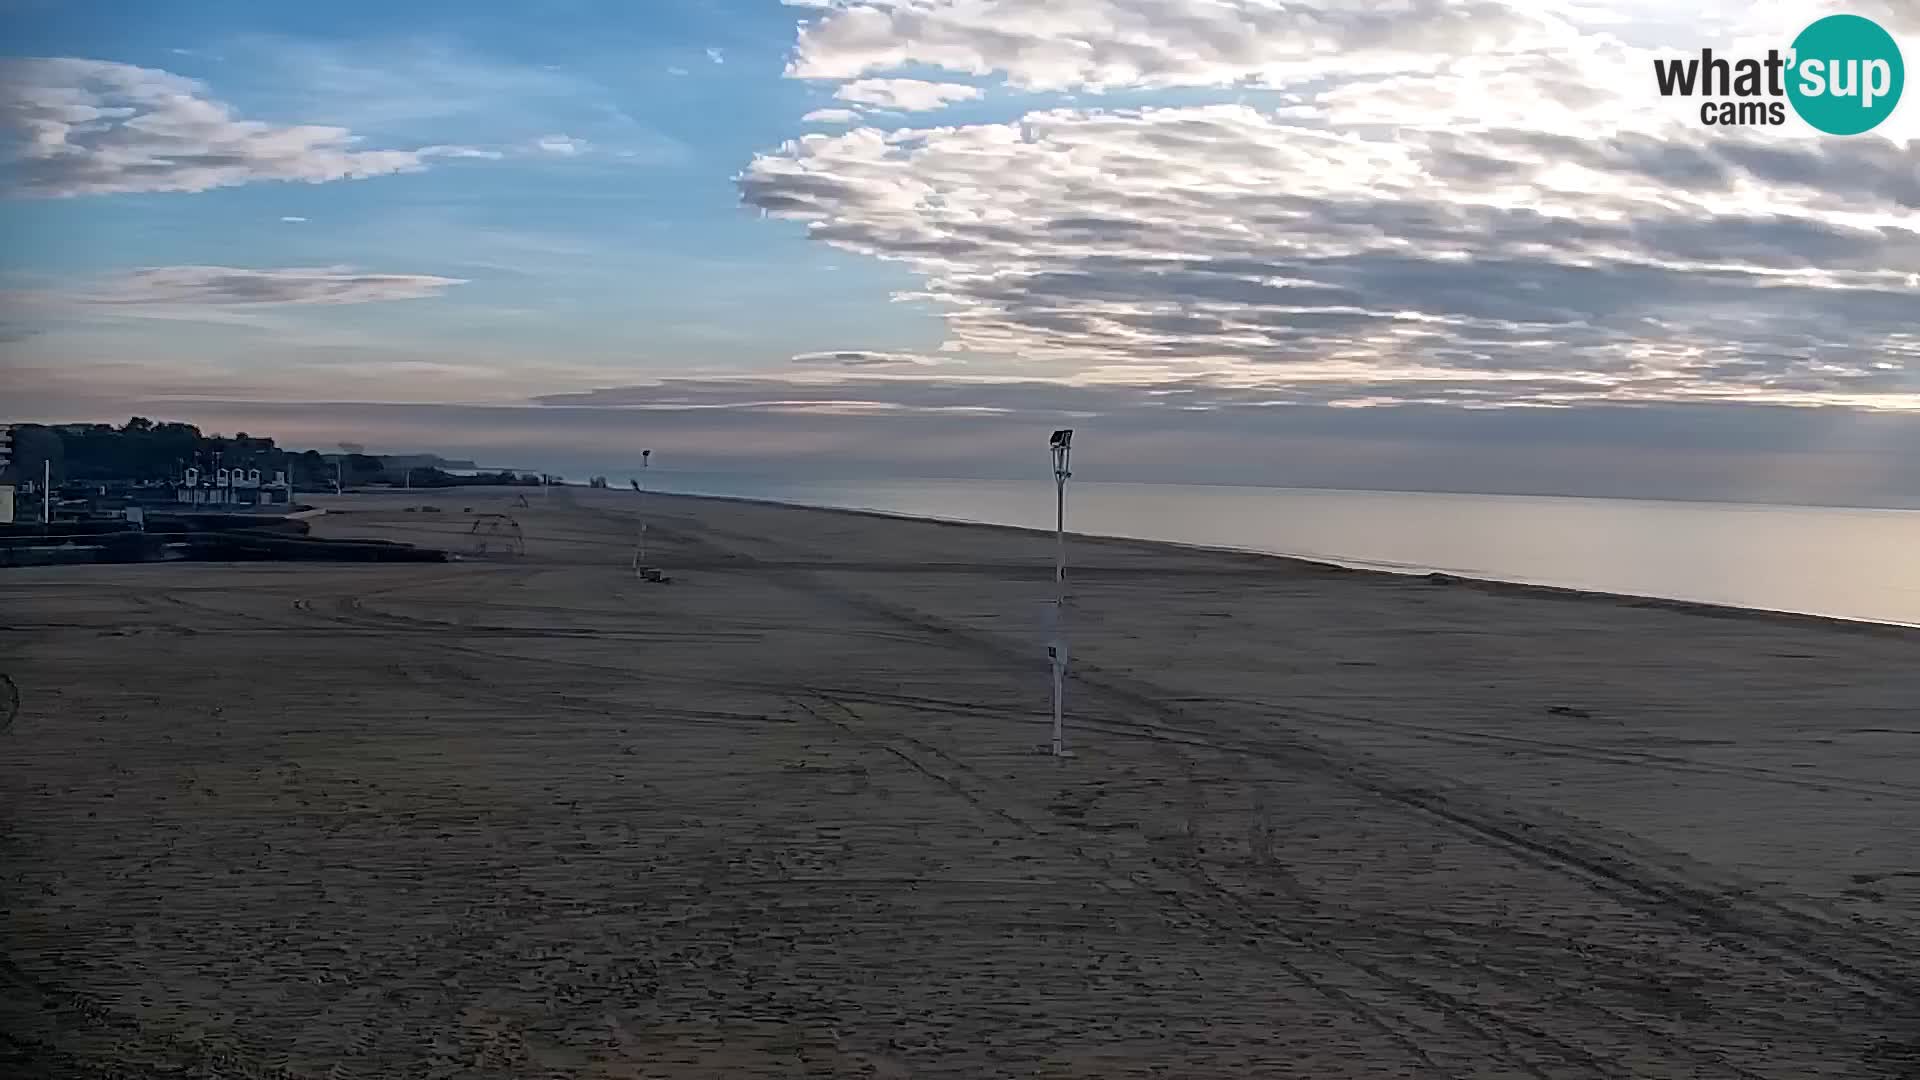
[174,467,294,508]
[0,425,13,524]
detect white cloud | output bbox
[667,66,690,76]
[801,108,865,125]
[424,145,505,160]
[747,1,1920,411]
[0,57,489,197]
[742,101,1920,409]
[788,0,1564,91]
[533,133,589,156]
[833,77,982,112]
[81,266,466,306]
[781,1,1919,138]
[707,47,725,65]
[279,216,308,223]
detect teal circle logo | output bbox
[1788,14,1904,135]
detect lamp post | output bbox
[1047,429,1073,757]
[631,449,652,574]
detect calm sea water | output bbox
[621,473,1920,627]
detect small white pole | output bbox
[42,459,51,524]
[1051,653,1065,756]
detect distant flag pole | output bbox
[1048,428,1073,757]
[42,459,51,525]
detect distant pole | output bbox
[632,449,652,574]
[42,459,50,524]
[404,468,412,490]
[1047,429,1074,757]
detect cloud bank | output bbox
[83,266,467,306]
[0,57,487,197]
[786,0,1562,91]
[15,382,1920,507]
[750,1,1920,412]
[791,349,945,367]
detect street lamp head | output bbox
[642,449,651,462]
[1049,428,1074,480]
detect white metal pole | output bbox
[1048,429,1072,758]
[632,450,652,575]
[1052,470,1066,756]
[1055,473,1066,589]
[42,459,50,524]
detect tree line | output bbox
[2,418,548,491]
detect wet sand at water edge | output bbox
[3,486,1918,1077]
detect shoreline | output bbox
[547,469,1920,516]
[642,488,1920,639]
[18,482,1919,635]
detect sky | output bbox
[2,1,1919,500]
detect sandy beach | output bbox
[3,486,1917,1078]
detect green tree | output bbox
[4,425,65,487]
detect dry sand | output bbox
[3,486,1917,1078]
